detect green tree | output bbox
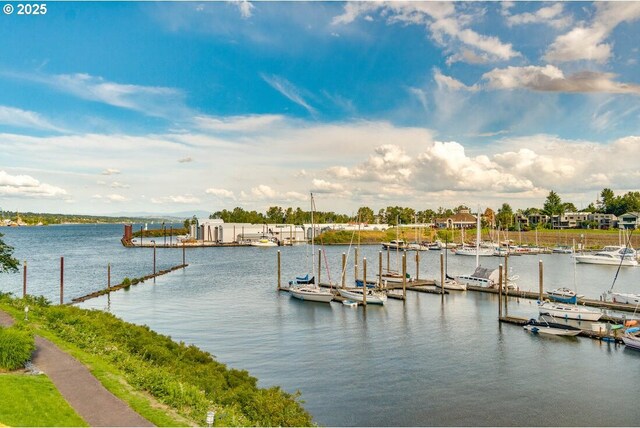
[496,203,513,229]
[356,207,375,223]
[542,190,564,216]
[266,206,285,223]
[562,202,577,213]
[599,188,615,213]
[0,233,19,274]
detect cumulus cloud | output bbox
[311,179,345,194]
[544,2,640,63]
[106,194,129,202]
[482,65,640,95]
[434,69,479,92]
[178,157,193,163]
[241,185,306,202]
[0,170,68,198]
[231,0,254,19]
[205,188,235,199]
[151,194,201,204]
[333,2,520,64]
[110,181,130,189]
[505,3,572,29]
[101,168,121,175]
[194,114,284,132]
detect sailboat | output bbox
[538,239,602,321]
[378,216,411,284]
[435,234,466,291]
[289,193,334,303]
[602,230,640,305]
[454,207,496,288]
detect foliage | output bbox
[0,326,35,371]
[0,233,19,274]
[0,295,313,427]
[496,203,513,229]
[0,374,88,426]
[0,210,164,226]
[542,190,564,217]
[598,188,640,216]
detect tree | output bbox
[599,188,615,213]
[356,207,375,223]
[542,190,564,216]
[266,206,285,223]
[496,203,513,229]
[0,233,19,274]
[562,202,577,213]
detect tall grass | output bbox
[0,326,35,371]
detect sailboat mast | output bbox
[311,192,315,277]
[476,206,481,268]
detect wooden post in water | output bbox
[386,247,390,272]
[277,250,281,290]
[182,242,185,266]
[140,226,143,246]
[153,241,157,280]
[402,252,407,300]
[440,253,444,295]
[318,249,322,285]
[60,256,64,305]
[23,261,27,298]
[170,226,173,246]
[378,251,383,290]
[415,251,419,281]
[504,255,509,316]
[538,260,543,301]
[341,253,346,289]
[363,257,367,306]
[498,264,503,319]
[107,263,111,291]
[354,247,359,283]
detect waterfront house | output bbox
[588,213,618,229]
[618,212,640,230]
[435,208,477,229]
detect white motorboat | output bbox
[251,237,278,247]
[574,246,638,266]
[381,239,406,250]
[338,288,387,305]
[289,285,334,303]
[455,266,499,288]
[523,319,582,336]
[622,327,640,351]
[552,245,573,254]
[538,301,602,321]
[605,291,640,305]
[453,246,494,257]
[407,242,429,251]
[546,287,578,304]
[434,276,466,291]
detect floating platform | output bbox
[499,315,625,343]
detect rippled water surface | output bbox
[2,224,640,426]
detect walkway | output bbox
[0,309,153,427]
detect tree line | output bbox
[209,188,640,228]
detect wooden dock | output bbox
[499,315,625,343]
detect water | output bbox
[2,225,640,426]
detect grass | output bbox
[0,326,35,371]
[0,295,313,427]
[0,374,87,427]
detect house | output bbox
[528,213,550,226]
[551,212,590,229]
[618,212,640,229]
[435,208,477,229]
[588,213,617,229]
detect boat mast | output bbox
[476,206,481,268]
[311,192,315,278]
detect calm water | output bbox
[2,224,640,426]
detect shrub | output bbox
[0,326,35,371]
[122,277,131,286]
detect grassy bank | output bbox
[318,228,636,249]
[0,295,313,427]
[0,374,87,426]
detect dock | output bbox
[499,315,625,343]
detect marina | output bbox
[2,224,640,426]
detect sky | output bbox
[1,0,640,216]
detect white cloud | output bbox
[151,194,201,204]
[505,3,572,29]
[311,179,345,194]
[101,168,121,175]
[242,185,307,202]
[482,65,640,95]
[110,181,130,189]
[434,69,479,92]
[194,114,284,132]
[0,106,65,132]
[260,74,317,116]
[544,2,640,63]
[0,170,68,198]
[205,188,235,199]
[230,0,253,19]
[333,2,520,64]
[106,194,128,202]
[178,157,193,163]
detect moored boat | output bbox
[251,237,278,247]
[523,318,582,336]
[538,301,602,321]
[574,246,638,266]
[338,288,387,305]
[622,327,640,351]
[290,286,335,303]
[546,287,578,304]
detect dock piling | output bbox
[439,253,444,295]
[415,251,419,281]
[318,249,322,286]
[378,251,382,290]
[402,252,407,300]
[277,250,281,290]
[538,260,543,301]
[363,257,367,306]
[23,260,27,298]
[60,256,64,305]
[498,264,503,319]
[341,253,346,289]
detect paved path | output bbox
[1,309,153,427]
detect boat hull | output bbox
[524,323,581,336]
[622,335,640,351]
[290,287,334,303]
[574,255,638,266]
[538,302,602,321]
[610,292,640,305]
[338,289,387,305]
[434,278,467,291]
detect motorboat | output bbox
[455,266,500,288]
[574,246,638,267]
[251,237,278,247]
[407,241,429,251]
[622,327,640,351]
[523,319,582,336]
[381,240,406,250]
[604,291,640,305]
[546,287,578,304]
[552,245,573,254]
[538,301,602,321]
[338,288,387,305]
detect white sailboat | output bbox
[338,288,387,305]
[379,217,411,284]
[602,232,640,305]
[289,193,334,303]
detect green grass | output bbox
[0,326,35,371]
[0,295,313,427]
[0,374,87,427]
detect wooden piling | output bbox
[354,247,359,284]
[402,252,407,300]
[538,260,543,301]
[318,249,322,285]
[341,253,346,289]
[153,241,157,278]
[440,253,444,295]
[170,226,173,246]
[277,250,281,290]
[363,257,367,306]
[60,256,64,305]
[498,264,503,319]
[504,255,509,316]
[386,247,390,272]
[415,251,419,281]
[23,261,27,298]
[378,251,382,290]
[107,263,111,290]
[182,242,185,266]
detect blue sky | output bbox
[1,1,640,216]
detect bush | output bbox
[0,326,35,371]
[122,277,131,286]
